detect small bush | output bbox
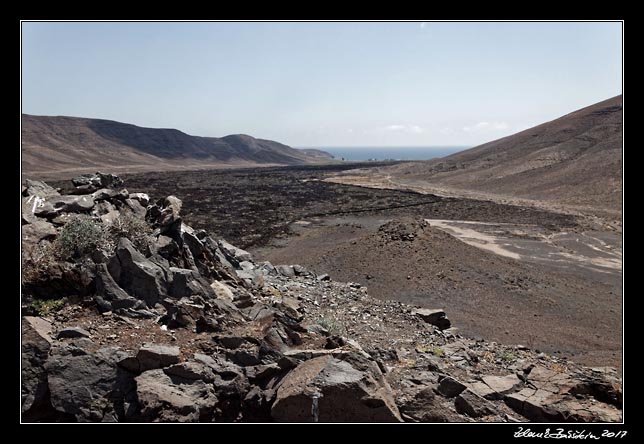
[431,346,445,357]
[31,297,66,316]
[55,215,105,260]
[105,212,152,252]
[22,242,59,284]
[499,351,517,363]
[317,317,347,336]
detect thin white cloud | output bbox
[384,124,425,134]
[462,121,509,133]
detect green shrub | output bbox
[431,346,445,357]
[31,297,66,316]
[499,351,517,363]
[54,215,105,260]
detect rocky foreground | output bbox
[21,173,622,422]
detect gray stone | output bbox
[193,353,244,379]
[454,389,499,418]
[218,239,253,263]
[396,386,462,422]
[271,353,402,422]
[136,343,180,371]
[135,368,218,422]
[413,308,451,330]
[164,362,215,382]
[92,188,119,201]
[168,267,215,300]
[276,296,304,322]
[129,193,150,207]
[111,238,168,307]
[21,317,53,415]
[57,326,91,339]
[72,172,123,190]
[478,374,523,400]
[124,199,146,217]
[94,263,138,312]
[21,219,57,255]
[49,195,95,213]
[292,264,308,276]
[151,235,178,259]
[210,280,234,302]
[45,345,136,422]
[24,180,60,198]
[276,265,295,278]
[436,376,467,398]
[154,196,183,235]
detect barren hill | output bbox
[21,115,334,178]
[379,96,623,212]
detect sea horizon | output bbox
[300,146,470,161]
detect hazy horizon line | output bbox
[298,145,472,149]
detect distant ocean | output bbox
[303,146,469,161]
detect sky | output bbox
[22,21,622,148]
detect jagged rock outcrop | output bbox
[20,173,623,423]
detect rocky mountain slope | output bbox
[377,96,623,212]
[21,173,622,422]
[21,115,334,178]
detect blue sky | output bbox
[22,21,622,148]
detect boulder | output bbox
[436,376,467,398]
[210,280,234,302]
[136,344,180,372]
[470,374,523,400]
[72,172,123,191]
[151,235,179,259]
[276,265,295,278]
[396,386,462,422]
[164,362,216,382]
[24,180,60,198]
[271,353,402,422]
[49,195,95,213]
[45,345,137,422]
[153,196,183,235]
[94,263,138,312]
[110,238,168,307]
[218,239,253,264]
[168,267,215,299]
[21,317,53,416]
[454,389,499,418]
[21,219,57,255]
[92,188,119,201]
[57,326,91,339]
[129,193,150,207]
[413,308,451,330]
[124,199,147,217]
[502,366,622,422]
[135,368,218,422]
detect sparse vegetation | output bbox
[499,351,517,363]
[22,242,59,284]
[317,316,347,336]
[104,211,153,252]
[30,297,66,316]
[55,215,105,260]
[431,346,445,357]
